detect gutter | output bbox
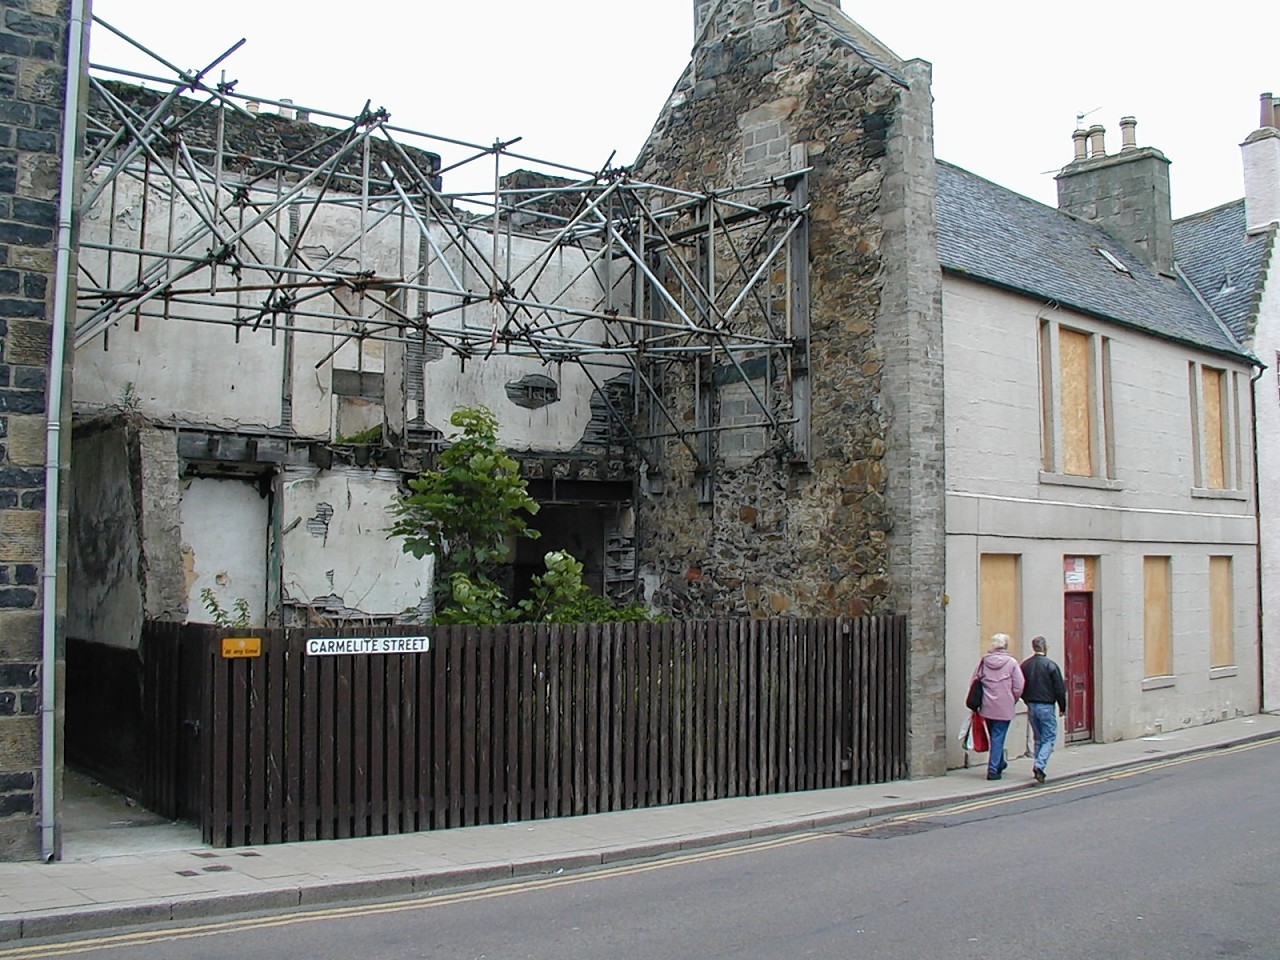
[40,0,89,863]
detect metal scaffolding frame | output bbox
[75,18,812,467]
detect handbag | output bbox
[966,670,984,712]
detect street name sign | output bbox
[305,636,432,656]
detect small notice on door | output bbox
[1064,557,1086,588]
[305,636,431,656]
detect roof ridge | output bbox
[1174,197,1246,225]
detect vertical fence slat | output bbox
[351,654,370,839]
[505,627,521,824]
[247,642,268,846]
[487,625,505,826]
[611,624,627,814]
[477,626,492,826]
[533,624,549,820]
[386,651,403,836]
[585,623,600,816]
[520,625,536,823]
[670,621,686,804]
[572,626,586,816]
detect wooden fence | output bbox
[127,616,907,847]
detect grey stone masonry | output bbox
[1056,145,1174,274]
[0,0,75,861]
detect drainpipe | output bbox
[1251,362,1266,713]
[41,0,89,863]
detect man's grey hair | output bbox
[989,633,1010,652]
[1032,635,1048,653]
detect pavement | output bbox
[2,712,1278,944]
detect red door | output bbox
[1063,592,1094,742]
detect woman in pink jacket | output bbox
[971,634,1025,780]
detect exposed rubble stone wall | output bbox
[634,0,946,775]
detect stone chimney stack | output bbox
[1242,91,1280,233]
[1056,115,1174,274]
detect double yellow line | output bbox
[2,738,1270,959]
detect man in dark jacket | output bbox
[1021,636,1068,783]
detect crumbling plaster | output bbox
[280,467,431,621]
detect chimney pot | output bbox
[246,100,260,116]
[1071,127,1089,162]
[1262,92,1276,129]
[279,98,295,121]
[1119,116,1138,151]
[1087,124,1106,159]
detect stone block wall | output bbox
[634,0,946,774]
[0,0,73,860]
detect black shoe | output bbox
[998,760,1008,773]
[1033,767,1046,784]
[987,773,1002,781]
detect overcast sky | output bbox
[89,0,1272,218]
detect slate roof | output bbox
[802,1,908,87]
[1172,200,1275,344]
[935,160,1251,362]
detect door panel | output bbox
[1063,592,1094,742]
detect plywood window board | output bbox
[1143,556,1172,678]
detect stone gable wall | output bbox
[634,0,946,774]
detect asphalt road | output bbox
[6,739,1278,960]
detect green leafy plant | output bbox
[517,550,651,624]
[389,407,653,625]
[200,587,252,629]
[435,572,518,625]
[389,407,540,619]
[336,425,382,445]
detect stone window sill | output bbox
[1209,666,1238,680]
[1142,675,1176,691]
[1191,487,1248,501]
[1040,471,1124,491]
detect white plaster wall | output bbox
[943,276,1260,766]
[943,276,1254,511]
[180,477,269,625]
[76,172,289,428]
[280,467,431,617]
[1252,245,1280,711]
[1243,134,1280,232]
[420,226,622,451]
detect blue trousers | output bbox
[1027,702,1058,772]
[986,719,1011,778]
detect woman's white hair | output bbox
[988,633,1010,652]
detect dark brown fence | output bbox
[66,631,204,821]
[128,616,906,847]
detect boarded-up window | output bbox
[980,553,1021,659]
[1041,321,1111,480]
[1210,556,1234,668]
[1143,556,1172,678]
[1060,328,1093,476]
[1201,367,1226,489]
